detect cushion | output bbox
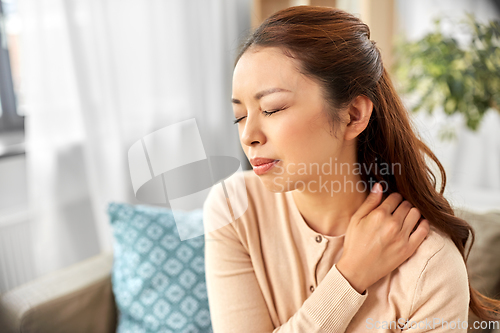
[108,202,213,333]
[456,208,500,333]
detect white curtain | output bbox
[20,0,250,277]
[410,109,500,213]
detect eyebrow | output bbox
[231,87,291,104]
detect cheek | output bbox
[237,126,246,146]
[279,113,334,162]
[269,122,306,184]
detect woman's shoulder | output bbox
[390,224,470,318]
[203,169,272,212]
[399,224,466,279]
[203,169,274,236]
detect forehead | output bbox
[232,47,304,95]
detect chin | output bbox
[258,175,288,193]
[258,173,304,194]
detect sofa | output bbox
[0,208,499,333]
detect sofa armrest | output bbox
[0,252,117,333]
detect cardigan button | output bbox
[315,235,322,243]
[310,285,315,292]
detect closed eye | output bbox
[233,106,287,125]
[262,109,281,117]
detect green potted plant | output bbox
[393,13,500,140]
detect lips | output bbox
[250,157,279,166]
[251,159,280,176]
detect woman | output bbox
[203,6,500,332]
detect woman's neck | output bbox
[290,173,371,237]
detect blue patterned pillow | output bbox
[108,202,213,333]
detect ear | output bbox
[343,95,373,141]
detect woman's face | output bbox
[232,46,353,193]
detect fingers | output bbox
[379,192,404,214]
[401,207,422,238]
[352,183,383,221]
[392,200,413,224]
[408,218,430,251]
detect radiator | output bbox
[0,207,36,294]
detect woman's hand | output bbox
[336,183,430,294]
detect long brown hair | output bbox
[235,6,500,321]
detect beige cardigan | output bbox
[203,170,470,332]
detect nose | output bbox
[239,114,266,147]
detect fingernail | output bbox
[371,183,380,193]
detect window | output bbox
[0,0,23,133]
